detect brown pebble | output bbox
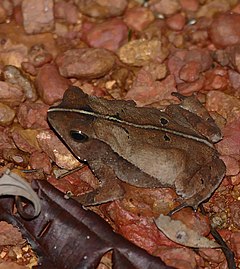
[124,7,154,32]
[0,81,25,107]
[198,248,225,264]
[118,39,165,66]
[22,0,54,34]
[36,130,79,170]
[77,0,127,18]
[28,44,53,68]
[21,62,37,76]
[166,13,186,31]
[179,61,201,82]
[230,232,240,259]
[0,127,15,151]
[209,13,240,48]
[228,69,240,89]
[54,1,79,24]
[2,148,29,167]
[2,65,37,101]
[35,63,71,105]
[230,201,240,229]
[12,127,40,154]
[177,76,205,95]
[179,0,199,12]
[0,103,15,126]
[126,72,176,106]
[17,101,49,129]
[29,151,52,174]
[151,0,181,16]
[221,155,240,176]
[156,247,197,269]
[225,45,240,73]
[85,18,128,52]
[56,48,115,79]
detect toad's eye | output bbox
[70,130,88,142]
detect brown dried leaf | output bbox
[0,180,175,269]
[155,214,220,248]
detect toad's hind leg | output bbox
[168,157,226,216]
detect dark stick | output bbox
[200,204,236,269]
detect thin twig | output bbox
[200,204,236,269]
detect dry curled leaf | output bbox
[0,180,175,269]
[155,214,220,248]
[0,169,41,218]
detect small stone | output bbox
[11,126,40,153]
[22,0,54,34]
[0,127,15,151]
[209,12,240,48]
[0,103,15,126]
[179,0,199,12]
[166,13,186,31]
[119,39,166,66]
[204,68,228,91]
[17,101,49,129]
[231,173,240,186]
[179,61,201,82]
[230,201,240,229]
[206,91,240,122]
[177,76,205,95]
[0,42,28,68]
[225,45,240,73]
[216,118,240,158]
[29,151,52,174]
[124,7,154,32]
[2,65,37,101]
[36,63,71,105]
[157,246,197,269]
[21,62,37,76]
[198,249,225,264]
[212,49,229,67]
[228,69,240,89]
[142,62,167,81]
[168,49,212,83]
[230,232,240,258]
[37,130,79,170]
[54,1,79,24]
[2,148,29,167]
[143,20,166,40]
[125,71,176,106]
[111,68,129,88]
[56,48,115,79]
[27,44,53,68]
[0,81,25,107]
[85,18,128,52]
[184,49,213,72]
[221,155,240,176]
[197,0,230,18]
[13,4,23,25]
[151,0,181,16]
[77,0,127,18]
